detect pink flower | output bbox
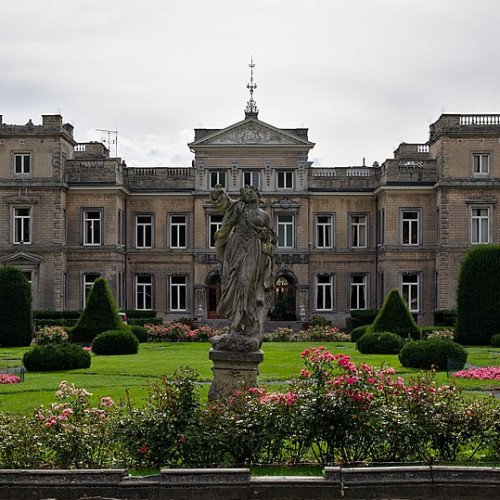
[300,369,311,379]
[453,367,500,380]
[139,446,149,455]
[100,397,114,407]
[83,346,92,352]
[346,376,359,384]
[0,374,21,384]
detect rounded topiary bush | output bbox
[350,325,371,343]
[491,334,500,347]
[130,325,148,343]
[398,338,468,370]
[23,343,91,372]
[356,331,404,354]
[91,329,139,355]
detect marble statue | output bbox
[209,185,277,352]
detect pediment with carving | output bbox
[0,252,43,265]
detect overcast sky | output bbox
[2,0,500,167]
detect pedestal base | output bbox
[208,349,264,401]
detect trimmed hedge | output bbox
[33,310,82,320]
[491,334,500,348]
[372,289,421,340]
[71,278,124,343]
[124,309,158,319]
[130,325,148,343]
[456,244,500,345]
[346,309,379,331]
[356,331,404,354]
[91,329,139,355]
[23,343,91,372]
[129,317,163,326]
[398,338,468,370]
[0,266,32,347]
[433,309,456,327]
[350,325,371,343]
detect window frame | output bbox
[243,170,260,189]
[208,213,224,249]
[400,208,422,246]
[316,273,335,311]
[472,152,490,176]
[12,206,32,244]
[135,274,154,310]
[315,213,334,249]
[210,170,227,189]
[350,274,368,310]
[401,273,420,313]
[169,275,187,312]
[169,214,188,249]
[277,213,295,249]
[470,206,491,244]
[14,153,31,175]
[82,209,103,246]
[349,213,368,249]
[276,170,293,190]
[135,213,154,249]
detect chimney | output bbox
[0,115,3,126]
[42,114,63,127]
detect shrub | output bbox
[71,278,124,343]
[129,317,163,326]
[346,309,378,331]
[23,343,91,372]
[0,266,32,347]
[456,245,500,345]
[372,289,421,340]
[124,309,158,319]
[425,328,454,341]
[350,324,370,342]
[145,322,192,342]
[308,315,330,328]
[398,338,468,370]
[130,325,148,343]
[35,326,69,345]
[356,331,404,354]
[91,330,139,355]
[264,327,295,342]
[305,325,350,342]
[434,309,457,327]
[491,334,500,348]
[33,310,81,320]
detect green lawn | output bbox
[1,342,499,415]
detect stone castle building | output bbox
[1,99,499,326]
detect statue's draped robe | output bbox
[212,191,274,333]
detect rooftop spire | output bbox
[245,56,259,119]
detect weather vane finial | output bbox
[245,56,259,118]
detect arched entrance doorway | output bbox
[270,275,296,321]
[207,274,221,319]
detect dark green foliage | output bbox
[128,317,163,326]
[491,334,500,348]
[124,309,158,319]
[346,309,379,331]
[307,315,331,328]
[0,266,32,347]
[23,343,91,372]
[130,325,148,343]
[71,278,124,343]
[371,289,420,340]
[91,330,139,355]
[350,325,371,342]
[269,291,296,321]
[455,245,500,345]
[433,309,457,327]
[356,331,404,354]
[33,310,82,320]
[35,319,79,329]
[398,338,467,370]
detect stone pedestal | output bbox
[208,349,264,401]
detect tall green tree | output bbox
[371,288,421,339]
[455,244,500,345]
[0,266,32,347]
[71,278,124,343]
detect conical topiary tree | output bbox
[71,278,124,343]
[0,266,33,347]
[371,288,421,340]
[455,244,500,345]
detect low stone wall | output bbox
[0,466,498,499]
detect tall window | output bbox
[83,210,102,246]
[316,274,334,311]
[402,274,419,312]
[316,215,333,249]
[277,214,294,248]
[377,208,385,246]
[277,171,293,189]
[473,153,490,175]
[401,210,420,245]
[350,214,367,248]
[170,275,187,311]
[14,153,31,175]
[170,215,187,248]
[117,209,125,246]
[471,207,490,244]
[135,275,153,310]
[350,275,367,310]
[83,273,101,306]
[118,272,126,310]
[209,214,223,248]
[243,171,260,189]
[136,215,153,248]
[13,207,31,244]
[210,170,227,188]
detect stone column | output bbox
[208,349,264,400]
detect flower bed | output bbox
[453,366,500,380]
[145,322,225,342]
[0,373,21,384]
